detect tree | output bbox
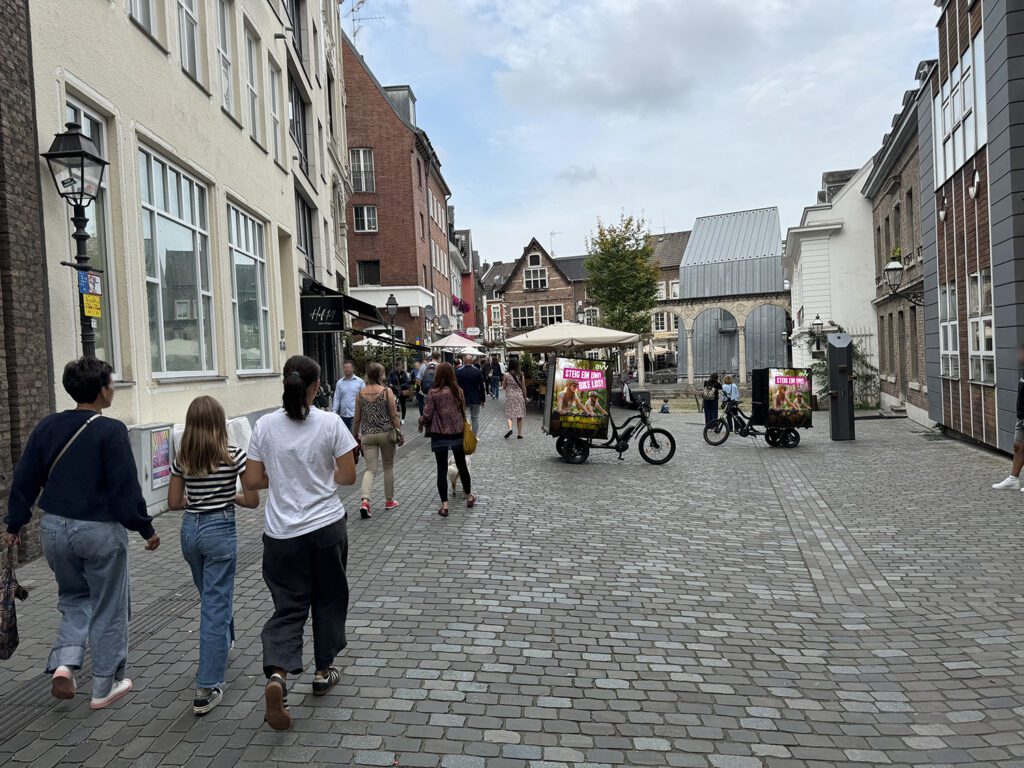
[584,215,660,336]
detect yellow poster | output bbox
[83,293,102,318]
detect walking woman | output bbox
[354,362,404,519]
[502,358,527,439]
[167,395,260,715]
[244,356,358,731]
[3,357,160,710]
[702,372,723,425]
[419,362,473,516]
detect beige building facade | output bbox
[31,0,349,427]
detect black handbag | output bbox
[0,542,28,661]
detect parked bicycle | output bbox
[557,400,676,465]
[703,398,800,448]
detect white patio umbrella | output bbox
[352,334,392,348]
[642,343,671,356]
[505,322,639,352]
[430,332,479,350]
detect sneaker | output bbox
[385,500,400,510]
[264,675,291,731]
[193,686,223,715]
[993,476,1020,490]
[360,501,372,519]
[90,679,133,710]
[312,666,341,697]
[51,666,76,700]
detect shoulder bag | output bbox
[0,541,29,660]
[463,421,478,455]
[702,384,717,401]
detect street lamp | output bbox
[811,314,824,352]
[575,300,585,324]
[41,121,109,358]
[385,293,399,372]
[883,257,924,306]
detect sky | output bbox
[344,0,939,266]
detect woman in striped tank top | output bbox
[167,396,260,715]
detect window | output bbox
[245,32,261,142]
[295,193,314,276]
[939,283,959,378]
[512,307,535,328]
[416,158,423,188]
[884,216,891,259]
[653,313,666,332]
[528,254,541,267]
[357,261,381,286]
[672,314,679,331]
[968,269,994,382]
[887,313,895,375]
[934,32,986,184]
[878,316,886,375]
[670,280,679,299]
[228,205,269,371]
[354,205,378,233]
[350,148,375,193]
[288,76,308,175]
[657,283,666,300]
[66,101,117,371]
[875,225,883,271]
[490,305,501,323]
[909,306,919,381]
[540,305,563,325]
[583,306,600,326]
[893,203,901,253]
[905,190,914,254]
[139,147,214,374]
[130,0,156,34]
[269,64,282,162]
[317,122,325,178]
[283,0,303,59]
[216,0,233,111]
[178,0,200,80]
[420,213,425,241]
[326,70,336,138]
[524,267,547,290]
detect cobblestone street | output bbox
[2,403,1024,768]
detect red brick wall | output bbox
[503,243,576,329]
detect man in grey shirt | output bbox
[332,359,364,433]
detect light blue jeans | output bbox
[180,509,237,689]
[40,514,130,699]
[466,404,481,434]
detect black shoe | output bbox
[504,430,513,439]
[193,686,223,715]
[312,666,341,696]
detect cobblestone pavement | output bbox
[2,402,1024,768]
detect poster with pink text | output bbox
[548,357,610,439]
[767,368,813,428]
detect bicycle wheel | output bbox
[765,428,780,447]
[639,428,676,464]
[703,418,730,446]
[782,428,801,448]
[562,437,590,464]
[555,435,568,457]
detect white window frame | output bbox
[938,282,959,379]
[653,312,666,332]
[268,63,282,163]
[178,0,200,80]
[228,204,270,372]
[539,304,563,326]
[934,32,986,185]
[490,304,501,322]
[583,306,599,326]
[528,253,541,267]
[350,148,375,193]
[967,269,994,383]
[130,0,156,34]
[245,30,261,142]
[139,146,216,377]
[524,267,547,290]
[670,280,679,298]
[216,0,233,112]
[511,306,535,328]
[354,205,378,233]
[657,282,667,300]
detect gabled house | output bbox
[499,239,588,333]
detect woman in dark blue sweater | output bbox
[3,358,160,709]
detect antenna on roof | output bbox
[347,0,384,39]
[549,231,561,257]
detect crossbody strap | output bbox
[48,414,100,480]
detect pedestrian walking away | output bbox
[994,344,1024,490]
[420,362,474,516]
[702,372,723,425]
[167,395,260,715]
[502,358,527,439]
[416,352,440,416]
[355,362,404,519]
[244,355,358,731]
[332,359,364,434]
[456,354,487,434]
[488,357,503,400]
[388,362,411,421]
[3,357,160,710]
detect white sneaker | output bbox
[992,476,1021,490]
[90,678,133,710]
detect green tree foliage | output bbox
[584,215,661,335]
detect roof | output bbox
[480,261,516,290]
[554,255,588,282]
[682,207,782,267]
[651,230,691,269]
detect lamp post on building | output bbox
[41,122,109,359]
[385,293,399,372]
[575,301,585,324]
[812,314,824,351]
[882,258,924,306]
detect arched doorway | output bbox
[745,304,789,370]
[692,307,739,378]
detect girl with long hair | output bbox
[168,396,259,715]
[502,358,527,438]
[353,362,404,518]
[419,362,473,516]
[243,356,358,731]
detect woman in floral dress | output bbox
[502,358,527,439]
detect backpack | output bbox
[702,383,717,401]
[421,364,437,395]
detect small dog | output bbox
[448,455,472,496]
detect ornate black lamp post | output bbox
[811,314,824,351]
[883,258,924,306]
[385,293,399,371]
[41,122,109,358]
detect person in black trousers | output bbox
[702,372,723,425]
[388,362,410,421]
[456,355,487,433]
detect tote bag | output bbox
[0,542,28,661]
[463,421,478,455]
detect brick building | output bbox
[480,260,516,346]
[863,74,931,427]
[342,34,455,348]
[0,0,54,560]
[498,239,588,335]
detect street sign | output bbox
[78,271,102,295]
[466,327,480,337]
[83,293,102,318]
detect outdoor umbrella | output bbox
[430,332,478,350]
[352,334,393,348]
[505,322,640,352]
[642,343,671,356]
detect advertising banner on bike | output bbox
[766,368,813,428]
[546,356,610,439]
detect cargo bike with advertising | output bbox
[504,322,677,466]
[703,367,813,448]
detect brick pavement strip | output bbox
[2,405,1024,767]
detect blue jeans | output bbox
[341,416,354,434]
[466,404,480,434]
[180,509,237,688]
[40,514,130,699]
[490,378,500,399]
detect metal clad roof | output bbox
[554,255,588,282]
[680,207,784,299]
